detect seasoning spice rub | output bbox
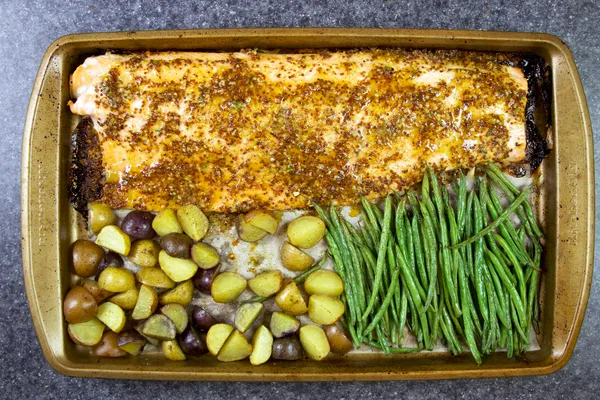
[69,49,543,213]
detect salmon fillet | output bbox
[69,49,529,212]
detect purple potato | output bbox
[121,211,156,240]
[179,326,208,356]
[192,267,218,294]
[191,306,218,331]
[160,233,193,258]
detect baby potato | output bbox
[191,306,218,331]
[191,242,220,269]
[88,202,116,234]
[250,325,273,365]
[179,325,208,356]
[82,279,114,303]
[68,317,105,346]
[117,329,147,356]
[272,336,303,361]
[177,204,209,241]
[299,325,330,361]
[72,240,104,278]
[248,270,282,297]
[324,324,353,355]
[160,233,193,259]
[133,321,160,346]
[160,303,188,334]
[280,242,314,271]
[95,225,131,256]
[308,294,345,325]
[234,303,264,333]
[236,215,268,242]
[152,208,183,237]
[211,272,247,303]
[206,323,234,356]
[275,280,308,316]
[269,311,300,338]
[96,302,127,333]
[162,339,187,361]
[108,287,139,310]
[192,266,219,294]
[98,266,135,293]
[142,314,177,341]
[131,284,158,320]
[121,211,156,240]
[95,251,123,281]
[128,240,161,268]
[217,330,252,362]
[159,250,198,282]
[286,215,326,249]
[93,331,127,357]
[63,286,98,324]
[136,267,176,289]
[304,270,344,297]
[244,210,279,234]
[159,279,194,306]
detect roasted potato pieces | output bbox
[234,303,263,333]
[308,294,345,325]
[269,312,300,338]
[248,270,282,297]
[324,325,353,355]
[159,250,198,282]
[109,287,139,310]
[160,303,188,334]
[244,210,279,234]
[152,208,183,236]
[72,240,104,278]
[142,314,177,341]
[280,242,314,271]
[299,325,330,361]
[82,279,113,303]
[117,329,147,356]
[191,242,220,269]
[211,272,247,303]
[191,306,218,331]
[192,266,218,294]
[96,302,126,333]
[160,232,193,259]
[250,325,273,365]
[121,210,156,240]
[98,266,135,293]
[68,317,105,346]
[272,336,303,361]
[236,215,268,242]
[63,286,98,324]
[304,270,344,297]
[131,285,158,320]
[206,323,234,356]
[286,215,325,249]
[95,225,131,256]
[135,267,176,289]
[275,280,308,316]
[128,239,161,268]
[177,204,209,241]
[162,339,187,361]
[217,330,253,362]
[88,202,116,234]
[159,279,194,306]
[93,331,127,357]
[179,326,208,356]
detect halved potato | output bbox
[250,325,273,365]
[248,270,282,297]
[128,239,161,268]
[308,294,345,325]
[206,323,234,356]
[299,324,330,361]
[88,202,116,234]
[117,329,147,356]
[95,225,131,256]
[134,321,160,346]
[131,284,158,320]
[68,317,105,346]
[244,210,279,234]
[152,208,183,236]
[280,242,314,271]
[159,279,194,306]
[96,302,126,333]
[108,287,139,310]
[275,279,308,315]
[211,272,247,303]
[162,340,187,361]
[236,215,268,242]
[191,242,220,269]
[98,266,135,293]
[269,311,300,338]
[234,303,264,333]
[304,270,344,297]
[161,303,188,334]
[93,331,127,357]
[217,330,252,362]
[142,314,176,340]
[63,286,98,324]
[177,204,209,241]
[324,324,353,355]
[286,216,326,249]
[82,279,114,303]
[135,267,176,289]
[159,250,198,282]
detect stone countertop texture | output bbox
[1,0,598,398]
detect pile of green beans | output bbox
[315,164,543,364]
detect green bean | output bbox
[374,323,390,354]
[440,306,462,355]
[341,220,367,313]
[395,198,407,252]
[465,190,475,278]
[494,233,526,302]
[449,182,535,249]
[361,197,381,234]
[472,195,490,323]
[363,196,393,320]
[458,255,482,364]
[411,215,428,287]
[366,341,422,353]
[421,209,438,312]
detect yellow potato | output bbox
[68,317,105,346]
[191,242,220,269]
[142,314,176,341]
[280,242,314,271]
[244,210,279,234]
[96,302,126,333]
[108,287,139,310]
[234,303,264,333]
[128,240,161,268]
[304,270,344,297]
[177,204,209,241]
[286,216,326,249]
[159,279,194,306]
[250,325,273,365]
[275,280,308,315]
[131,284,158,320]
[135,267,176,289]
[95,225,131,256]
[299,324,330,361]
[248,270,282,297]
[217,330,253,362]
[117,329,147,356]
[159,250,198,282]
[88,202,116,234]
[236,215,268,242]
[211,272,247,303]
[98,266,135,293]
[82,279,113,303]
[152,208,183,237]
[160,303,188,334]
[162,340,187,361]
[206,323,234,356]
[308,294,345,325]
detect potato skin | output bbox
[95,251,123,280]
[191,306,218,331]
[192,267,218,294]
[272,336,304,360]
[179,326,208,356]
[72,240,105,278]
[121,211,156,240]
[160,233,193,259]
[63,286,98,324]
[324,325,354,355]
[92,331,127,357]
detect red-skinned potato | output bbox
[324,324,353,355]
[93,331,127,357]
[63,286,98,324]
[72,240,104,278]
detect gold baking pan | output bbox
[21,28,594,381]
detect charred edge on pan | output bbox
[68,117,104,215]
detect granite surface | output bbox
[1,0,598,398]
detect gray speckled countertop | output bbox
[1,0,598,398]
